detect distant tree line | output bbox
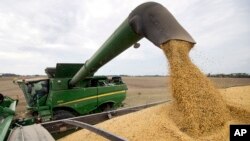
[114,74,250,78]
[208,73,250,78]
[0,73,20,77]
[0,73,42,77]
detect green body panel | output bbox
[0,116,13,141]
[49,82,127,115]
[38,95,48,106]
[49,86,98,114]
[0,97,17,141]
[51,78,70,91]
[97,85,126,107]
[38,109,52,122]
[55,63,83,78]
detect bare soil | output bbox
[122,76,250,108]
[1,76,250,116]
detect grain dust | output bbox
[161,40,230,136]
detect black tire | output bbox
[100,103,113,112]
[32,111,38,117]
[53,110,75,120]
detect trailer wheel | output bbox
[53,110,75,120]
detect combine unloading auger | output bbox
[69,2,195,86]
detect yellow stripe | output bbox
[58,90,126,106]
[98,90,126,98]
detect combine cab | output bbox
[15,63,127,122]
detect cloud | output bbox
[0,0,249,75]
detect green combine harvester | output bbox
[0,2,194,141]
[15,66,127,122]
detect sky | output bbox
[0,0,249,75]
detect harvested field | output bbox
[0,77,26,117]
[1,76,250,117]
[122,77,250,108]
